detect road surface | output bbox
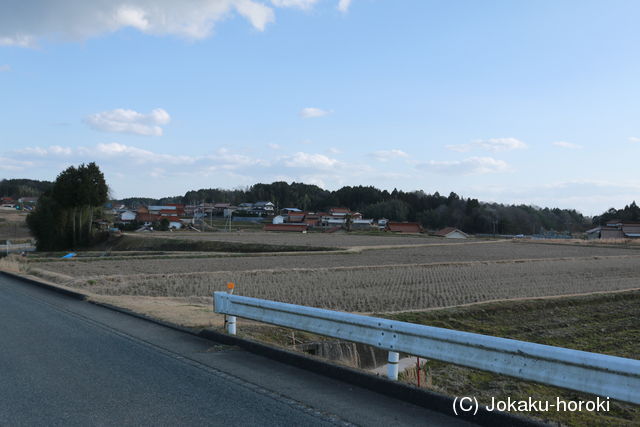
[0,274,472,426]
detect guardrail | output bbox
[214,291,640,404]
[1,242,36,255]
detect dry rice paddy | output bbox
[142,230,461,248]
[28,239,640,313]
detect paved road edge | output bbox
[0,270,546,427]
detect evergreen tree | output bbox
[27,163,109,250]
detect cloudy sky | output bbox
[1,0,639,215]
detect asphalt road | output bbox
[0,274,472,426]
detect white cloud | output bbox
[0,35,34,47]
[267,143,282,150]
[149,168,166,178]
[9,143,267,172]
[0,64,10,72]
[337,0,352,13]
[283,152,340,169]
[234,0,276,31]
[15,145,74,157]
[370,149,409,161]
[446,137,527,153]
[628,137,640,143]
[300,107,332,118]
[93,143,195,164]
[0,156,34,171]
[326,147,341,154]
[0,0,276,47]
[552,141,582,149]
[418,157,510,175]
[209,147,266,169]
[3,142,397,199]
[271,0,319,9]
[84,108,171,136]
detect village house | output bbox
[18,197,38,205]
[350,218,374,231]
[119,210,136,222]
[272,215,286,224]
[386,222,423,233]
[237,202,254,212]
[433,227,469,239]
[185,202,215,217]
[212,203,238,216]
[281,208,302,214]
[148,204,185,216]
[1,196,15,209]
[252,201,275,215]
[586,220,640,239]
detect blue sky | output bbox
[1,0,639,215]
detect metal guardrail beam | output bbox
[214,292,640,404]
[1,243,36,254]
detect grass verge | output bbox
[93,234,338,253]
[385,290,640,426]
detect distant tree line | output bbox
[592,201,640,225]
[26,163,109,250]
[117,182,591,234]
[0,178,53,199]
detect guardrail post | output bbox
[225,282,236,335]
[227,315,237,335]
[387,351,399,380]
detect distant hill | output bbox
[111,196,183,209]
[0,179,53,199]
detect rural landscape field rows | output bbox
[142,231,464,248]
[29,238,640,313]
[33,240,639,276]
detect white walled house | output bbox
[434,227,469,239]
[120,210,137,222]
[169,220,183,229]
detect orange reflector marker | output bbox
[227,282,235,290]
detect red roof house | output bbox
[386,222,423,233]
[136,213,160,222]
[264,224,309,232]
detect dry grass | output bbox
[138,230,459,248]
[388,291,640,426]
[89,294,221,328]
[518,238,640,248]
[0,210,31,240]
[33,240,639,277]
[31,255,640,313]
[0,254,26,273]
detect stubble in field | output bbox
[32,255,640,313]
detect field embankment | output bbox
[387,290,640,426]
[95,234,338,253]
[0,209,31,240]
